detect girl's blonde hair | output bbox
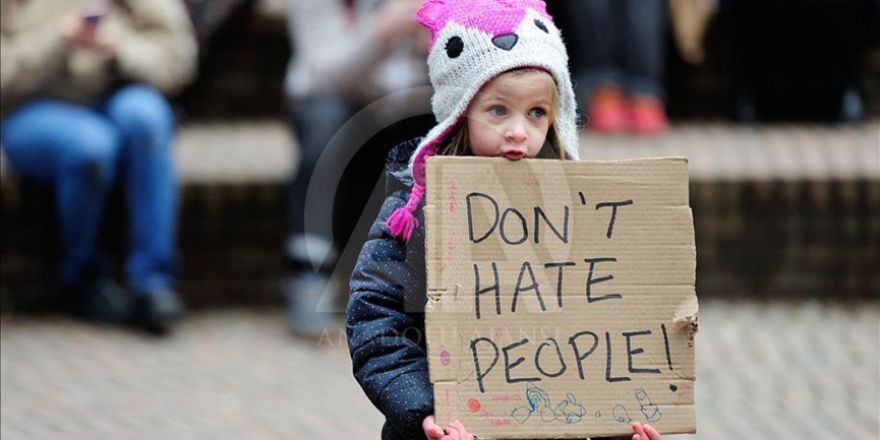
[437,68,573,160]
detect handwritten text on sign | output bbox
[424,157,697,439]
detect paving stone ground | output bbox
[2,299,877,440]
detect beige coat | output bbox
[0,0,197,115]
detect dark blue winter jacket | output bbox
[346,138,433,440]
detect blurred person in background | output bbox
[560,0,669,135]
[0,0,197,335]
[725,0,875,122]
[283,0,432,337]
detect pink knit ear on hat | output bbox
[517,0,549,14]
[496,0,553,24]
[416,0,448,35]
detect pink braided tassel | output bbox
[386,183,426,242]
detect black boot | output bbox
[65,277,130,325]
[131,288,184,336]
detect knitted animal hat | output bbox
[386,0,580,241]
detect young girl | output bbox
[347,1,664,439]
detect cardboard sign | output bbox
[424,157,697,439]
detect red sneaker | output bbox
[587,87,627,133]
[628,97,668,135]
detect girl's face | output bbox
[465,70,556,160]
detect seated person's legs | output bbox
[103,84,183,334]
[1,99,128,322]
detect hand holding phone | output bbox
[61,0,114,55]
[81,0,106,28]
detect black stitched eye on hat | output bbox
[534,19,549,33]
[445,36,464,58]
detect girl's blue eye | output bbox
[489,106,507,116]
[530,108,547,118]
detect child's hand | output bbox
[422,416,475,440]
[442,420,474,440]
[631,421,662,440]
[605,422,663,440]
[422,415,445,440]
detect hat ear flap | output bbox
[416,0,447,32]
[520,0,549,15]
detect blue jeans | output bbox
[566,0,666,100]
[1,84,179,294]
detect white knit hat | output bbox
[386,0,579,241]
